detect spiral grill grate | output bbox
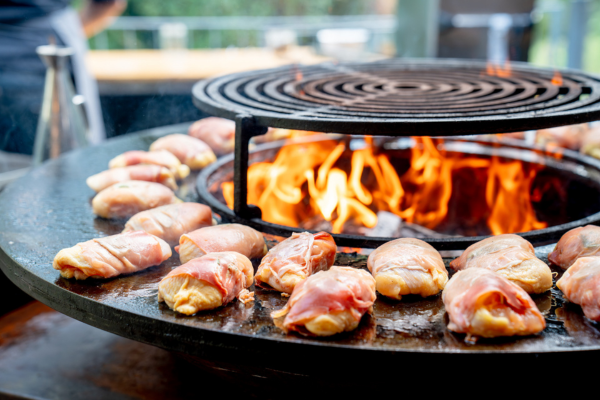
[192,59,600,136]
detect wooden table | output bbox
[0,302,252,399]
[87,47,331,94]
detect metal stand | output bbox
[233,114,268,219]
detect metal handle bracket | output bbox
[233,114,268,219]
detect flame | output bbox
[485,157,547,235]
[486,60,512,78]
[551,71,563,86]
[222,135,548,236]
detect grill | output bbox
[192,58,600,135]
[192,59,600,249]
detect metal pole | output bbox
[567,0,589,70]
[487,14,512,63]
[395,0,440,57]
[549,5,562,67]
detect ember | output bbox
[222,136,548,236]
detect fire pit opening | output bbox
[202,135,600,241]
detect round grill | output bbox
[192,58,600,136]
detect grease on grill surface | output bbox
[1,130,600,354]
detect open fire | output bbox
[221,135,548,236]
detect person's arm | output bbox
[79,0,127,38]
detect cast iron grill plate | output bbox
[192,59,600,136]
[1,126,599,371]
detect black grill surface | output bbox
[192,59,600,135]
[1,127,600,368]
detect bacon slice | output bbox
[123,203,214,247]
[442,268,546,338]
[271,266,376,336]
[149,134,217,170]
[548,225,600,270]
[108,150,190,180]
[367,238,448,300]
[450,234,552,294]
[557,257,600,321]
[255,232,336,294]
[176,224,267,264]
[158,251,254,314]
[92,180,180,219]
[86,165,178,192]
[187,117,235,155]
[53,231,171,280]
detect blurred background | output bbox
[75,0,599,137]
[1,0,597,155]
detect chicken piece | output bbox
[53,231,171,280]
[176,223,267,264]
[187,117,235,155]
[367,238,448,300]
[548,225,600,270]
[92,180,180,219]
[123,203,214,247]
[443,268,546,338]
[149,134,217,170]
[535,123,588,150]
[271,266,376,337]
[251,128,292,145]
[580,125,600,159]
[158,251,254,314]
[86,165,178,192]
[255,232,336,294]
[450,234,552,294]
[108,150,190,180]
[557,257,600,321]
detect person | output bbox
[0,0,126,155]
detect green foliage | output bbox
[122,0,375,17]
[529,0,600,72]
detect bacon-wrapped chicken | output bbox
[158,251,254,314]
[557,257,600,321]
[176,224,267,264]
[123,203,214,247]
[149,134,217,170]
[367,238,448,300]
[450,234,552,294]
[187,117,235,155]
[271,266,376,336]
[53,231,171,280]
[250,128,293,144]
[548,225,600,270]
[255,232,336,294]
[92,180,180,219]
[535,123,588,150]
[108,150,190,180]
[86,165,177,192]
[443,268,546,338]
[580,126,600,159]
